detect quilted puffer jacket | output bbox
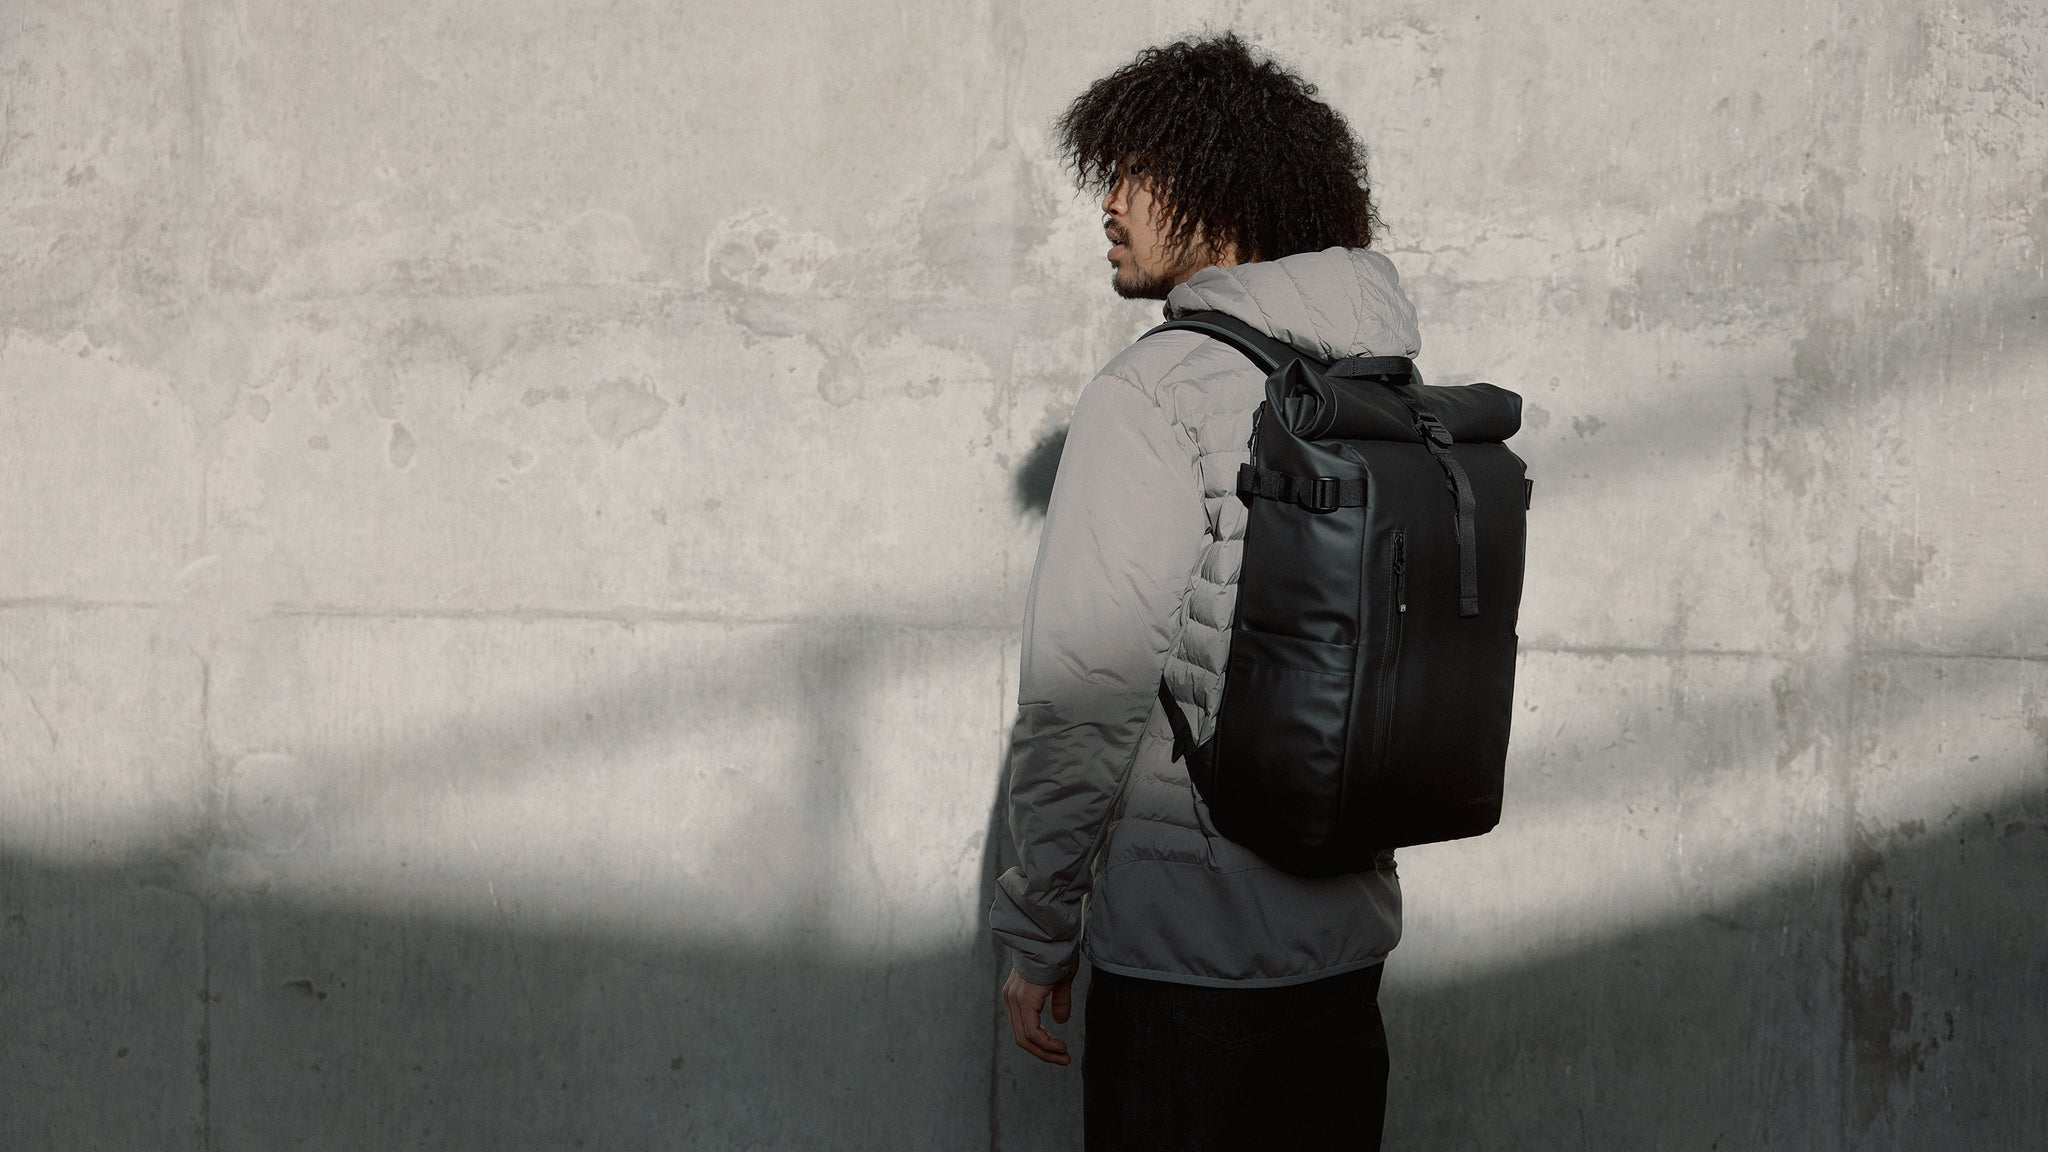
[991,247,1423,988]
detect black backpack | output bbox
[1146,311,1529,878]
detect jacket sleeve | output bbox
[989,368,1209,984]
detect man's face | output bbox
[1101,164,1231,300]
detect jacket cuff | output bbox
[989,875,1083,985]
[1006,946,1078,986]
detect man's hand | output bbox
[1002,966,1075,1066]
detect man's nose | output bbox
[1101,177,1125,215]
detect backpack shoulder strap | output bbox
[1141,310,1325,373]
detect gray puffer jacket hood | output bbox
[1165,247,1420,362]
[991,247,1418,988]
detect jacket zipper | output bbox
[1372,530,1408,769]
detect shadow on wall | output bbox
[978,773,2048,1152]
[0,844,999,1151]
[1383,770,2048,1151]
[1012,427,1068,517]
[3,781,2044,1149]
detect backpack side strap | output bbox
[1238,464,1367,511]
[1157,678,1219,799]
[1158,679,1197,763]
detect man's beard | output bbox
[1111,263,1180,300]
[1107,230,1205,300]
[1114,264,1179,297]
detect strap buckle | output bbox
[1305,476,1341,512]
[1414,411,1453,446]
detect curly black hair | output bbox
[1054,32,1382,263]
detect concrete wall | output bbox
[2,1,2042,1149]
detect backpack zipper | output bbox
[1372,530,1409,769]
[1393,531,1409,614]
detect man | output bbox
[989,33,1420,1151]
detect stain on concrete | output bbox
[1770,666,1816,774]
[584,377,670,447]
[210,208,282,294]
[817,352,863,407]
[1839,806,1978,1146]
[703,208,887,404]
[1855,528,1937,641]
[176,309,255,433]
[1610,194,1849,334]
[701,151,1052,421]
[221,754,319,854]
[561,209,650,282]
[1571,414,1605,438]
[705,208,847,298]
[311,367,342,411]
[388,422,416,469]
[1784,317,1858,427]
[1740,310,1867,639]
[281,979,328,1002]
[373,317,476,420]
[2023,690,2048,755]
[917,142,1055,296]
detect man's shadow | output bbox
[1012,427,1067,517]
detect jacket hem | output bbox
[1079,946,1389,990]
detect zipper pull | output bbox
[1393,531,1408,613]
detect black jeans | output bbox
[1082,962,1389,1152]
